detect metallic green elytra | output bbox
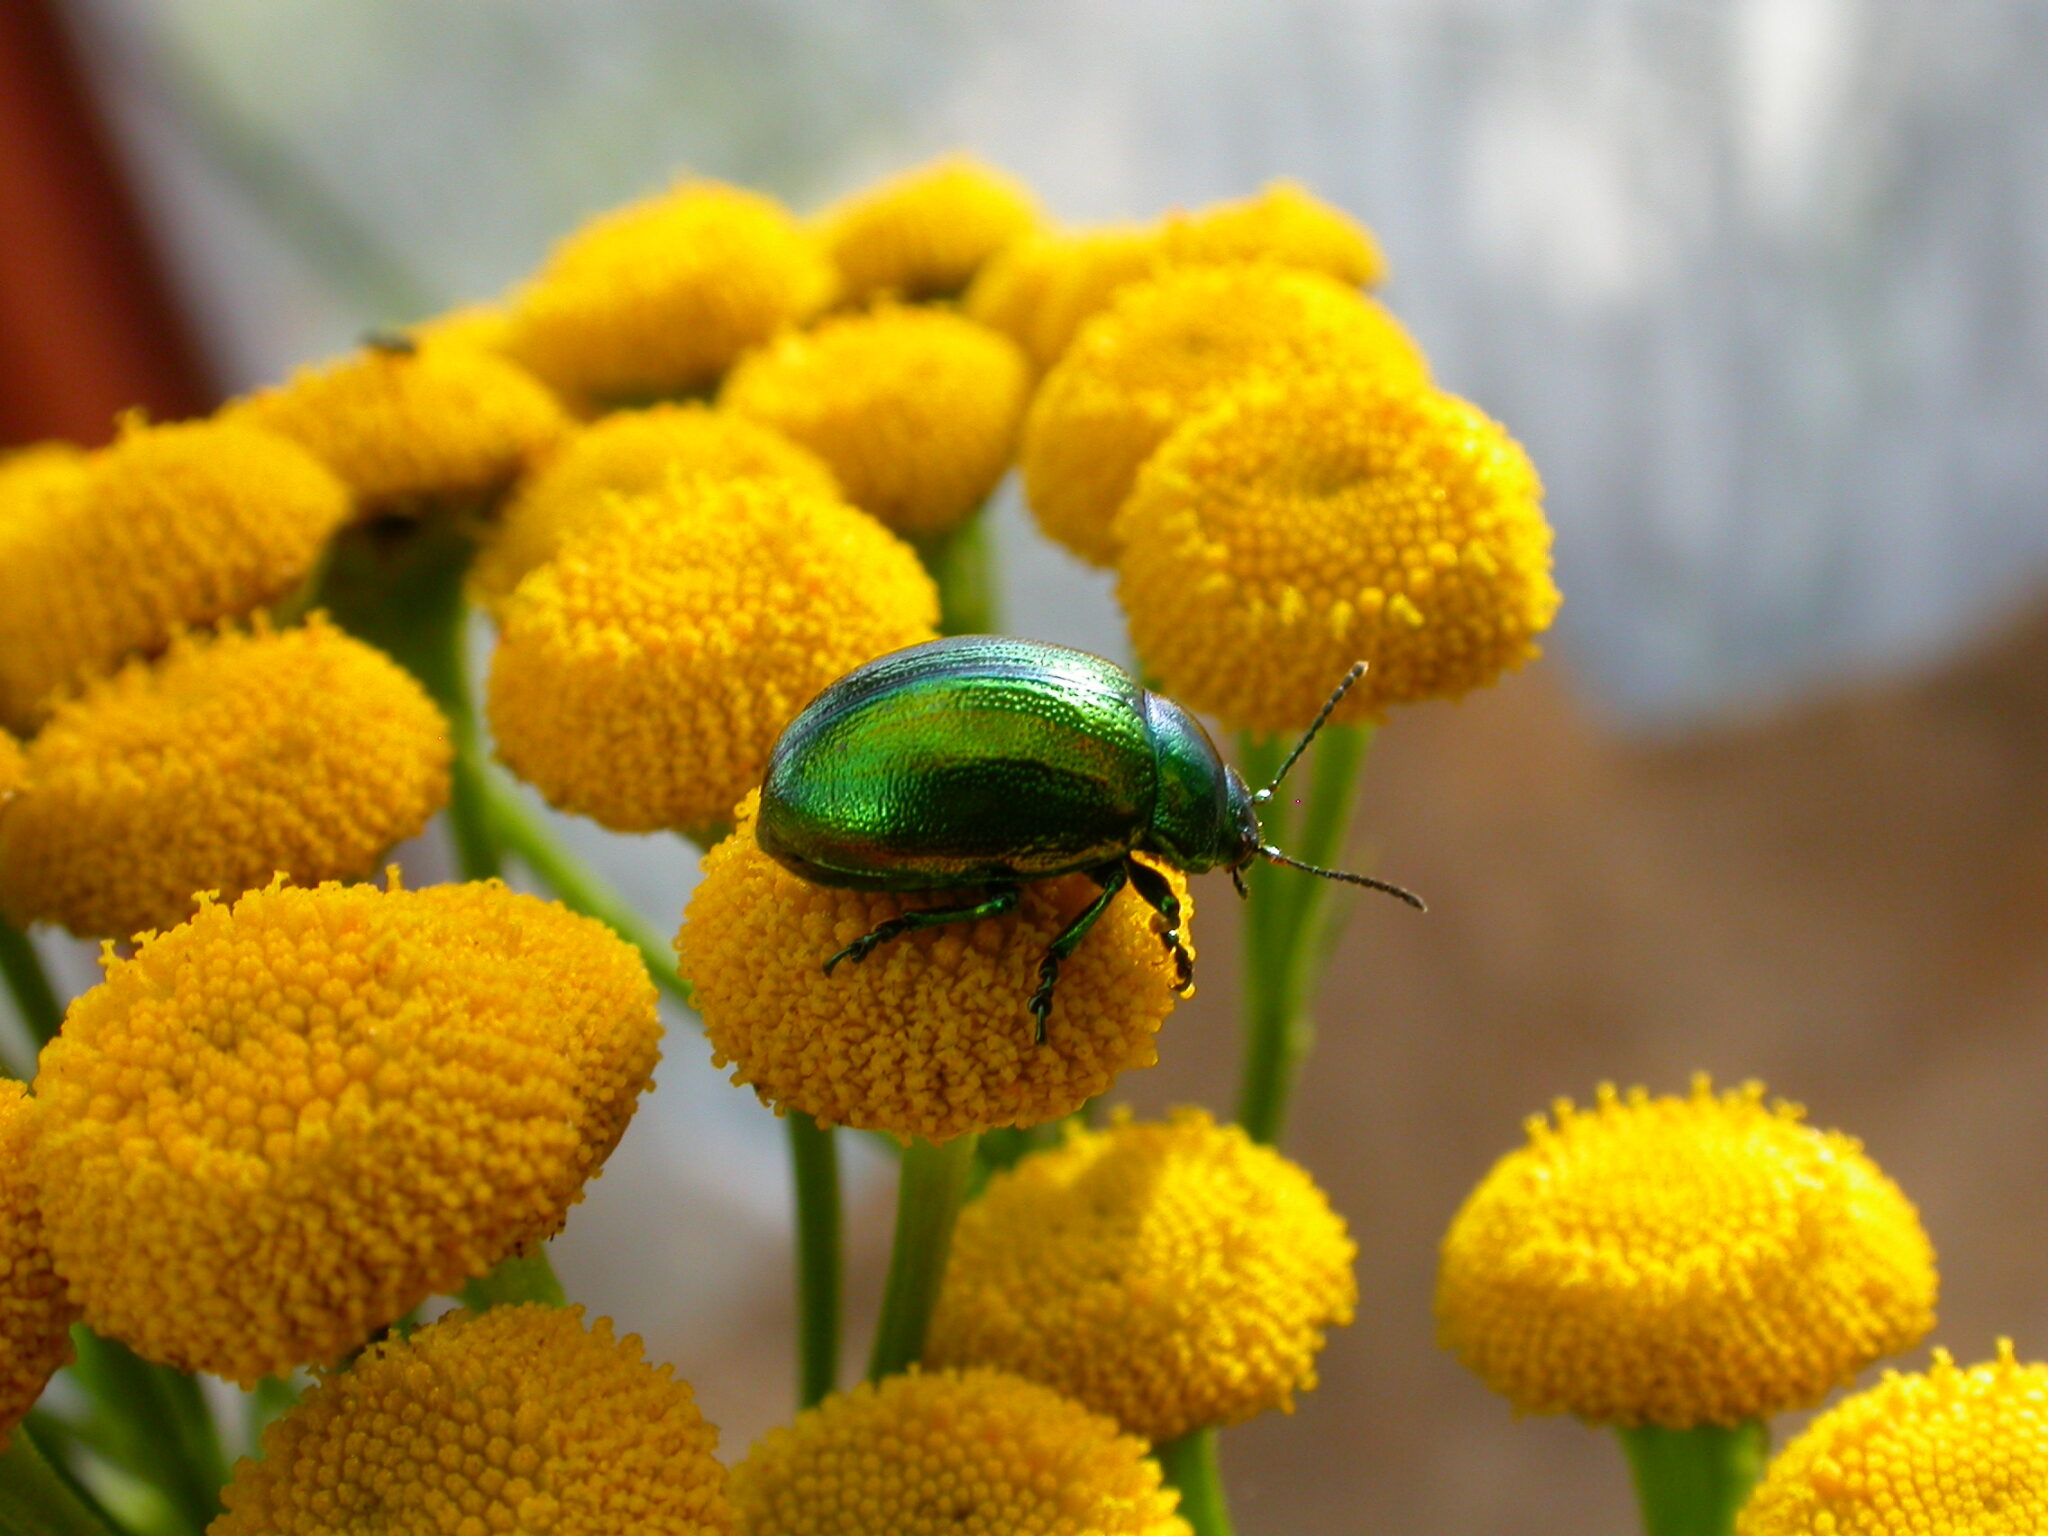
[757,635,1423,1042]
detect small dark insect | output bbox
[756,637,1424,1043]
[360,328,419,356]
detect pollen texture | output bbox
[0,617,451,940]
[928,1108,1355,1441]
[232,335,568,512]
[1435,1079,1938,1429]
[487,476,937,836]
[1022,264,1428,566]
[1736,1342,2048,1536]
[0,1083,78,1449]
[29,878,660,1384]
[1117,376,1558,735]
[721,303,1031,537]
[213,1305,732,1536]
[817,153,1042,304]
[730,1367,1189,1536]
[677,793,1191,1143]
[0,418,351,730]
[506,180,834,403]
[471,403,840,608]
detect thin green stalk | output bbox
[867,1134,979,1381]
[66,1330,224,1536]
[1617,1421,1768,1536]
[1154,1428,1234,1536]
[0,922,64,1053]
[785,1112,842,1407]
[912,510,997,636]
[458,1249,567,1311]
[0,1423,125,1536]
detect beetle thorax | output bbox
[1140,693,1251,873]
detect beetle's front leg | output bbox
[823,886,1022,975]
[1027,862,1130,1044]
[1122,856,1194,995]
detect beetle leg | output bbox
[823,886,1022,976]
[1122,857,1194,995]
[1027,862,1130,1044]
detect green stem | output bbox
[912,510,997,636]
[866,1134,978,1381]
[66,1330,224,1536]
[1233,722,1374,1145]
[1617,1421,1768,1536]
[0,922,63,1054]
[0,1424,125,1536]
[1154,1428,1234,1536]
[458,1248,567,1311]
[785,1112,842,1408]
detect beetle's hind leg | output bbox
[1026,862,1130,1044]
[1123,857,1194,995]
[823,886,1022,976]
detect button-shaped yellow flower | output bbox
[470,403,839,610]
[0,617,450,940]
[231,334,568,513]
[1157,180,1386,289]
[0,1083,78,1450]
[928,1108,1355,1441]
[1117,375,1558,735]
[29,877,660,1384]
[721,303,1031,537]
[213,1305,732,1536]
[731,1367,1189,1536]
[506,180,834,404]
[488,475,937,837]
[816,153,1042,304]
[1022,264,1428,566]
[0,418,351,730]
[1736,1342,2047,1536]
[1436,1079,1937,1429]
[678,793,1190,1144]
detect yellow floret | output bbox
[487,476,937,837]
[231,334,568,512]
[0,418,352,731]
[0,1083,79,1449]
[816,153,1043,304]
[214,1305,731,1536]
[0,617,451,939]
[1117,376,1558,735]
[0,442,89,529]
[505,180,834,404]
[1736,1342,2048,1536]
[928,1108,1354,1441]
[677,792,1190,1143]
[731,1367,1188,1536]
[409,301,518,354]
[721,303,1031,537]
[1158,180,1386,289]
[471,403,840,609]
[1022,264,1429,566]
[29,877,660,1384]
[0,731,22,804]
[1435,1079,1938,1429]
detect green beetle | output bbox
[757,636,1422,1041]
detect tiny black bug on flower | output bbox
[756,636,1423,1042]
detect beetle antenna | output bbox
[1258,845,1425,910]
[1254,661,1367,804]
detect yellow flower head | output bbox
[1021,264,1429,566]
[1736,1342,2048,1536]
[214,1305,732,1536]
[1117,376,1558,735]
[230,333,568,513]
[1435,1079,1938,1429]
[677,792,1190,1143]
[0,442,89,524]
[731,1367,1188,1536]
[0,418,352,731]
[470,402,839,609]
[816,153,1043,305]
[0,1083,79,1450]
[0,617,450,940]
[1158,180,1386,289]
[488,475,936,837]
[721,303,1031,537]
[928,1107,1355,1441]
[29,877,660,1384]
[409,301,517,354]
[0,730,22,804]
[506,180,834,404]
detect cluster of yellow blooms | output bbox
[0,146,2036,1536]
